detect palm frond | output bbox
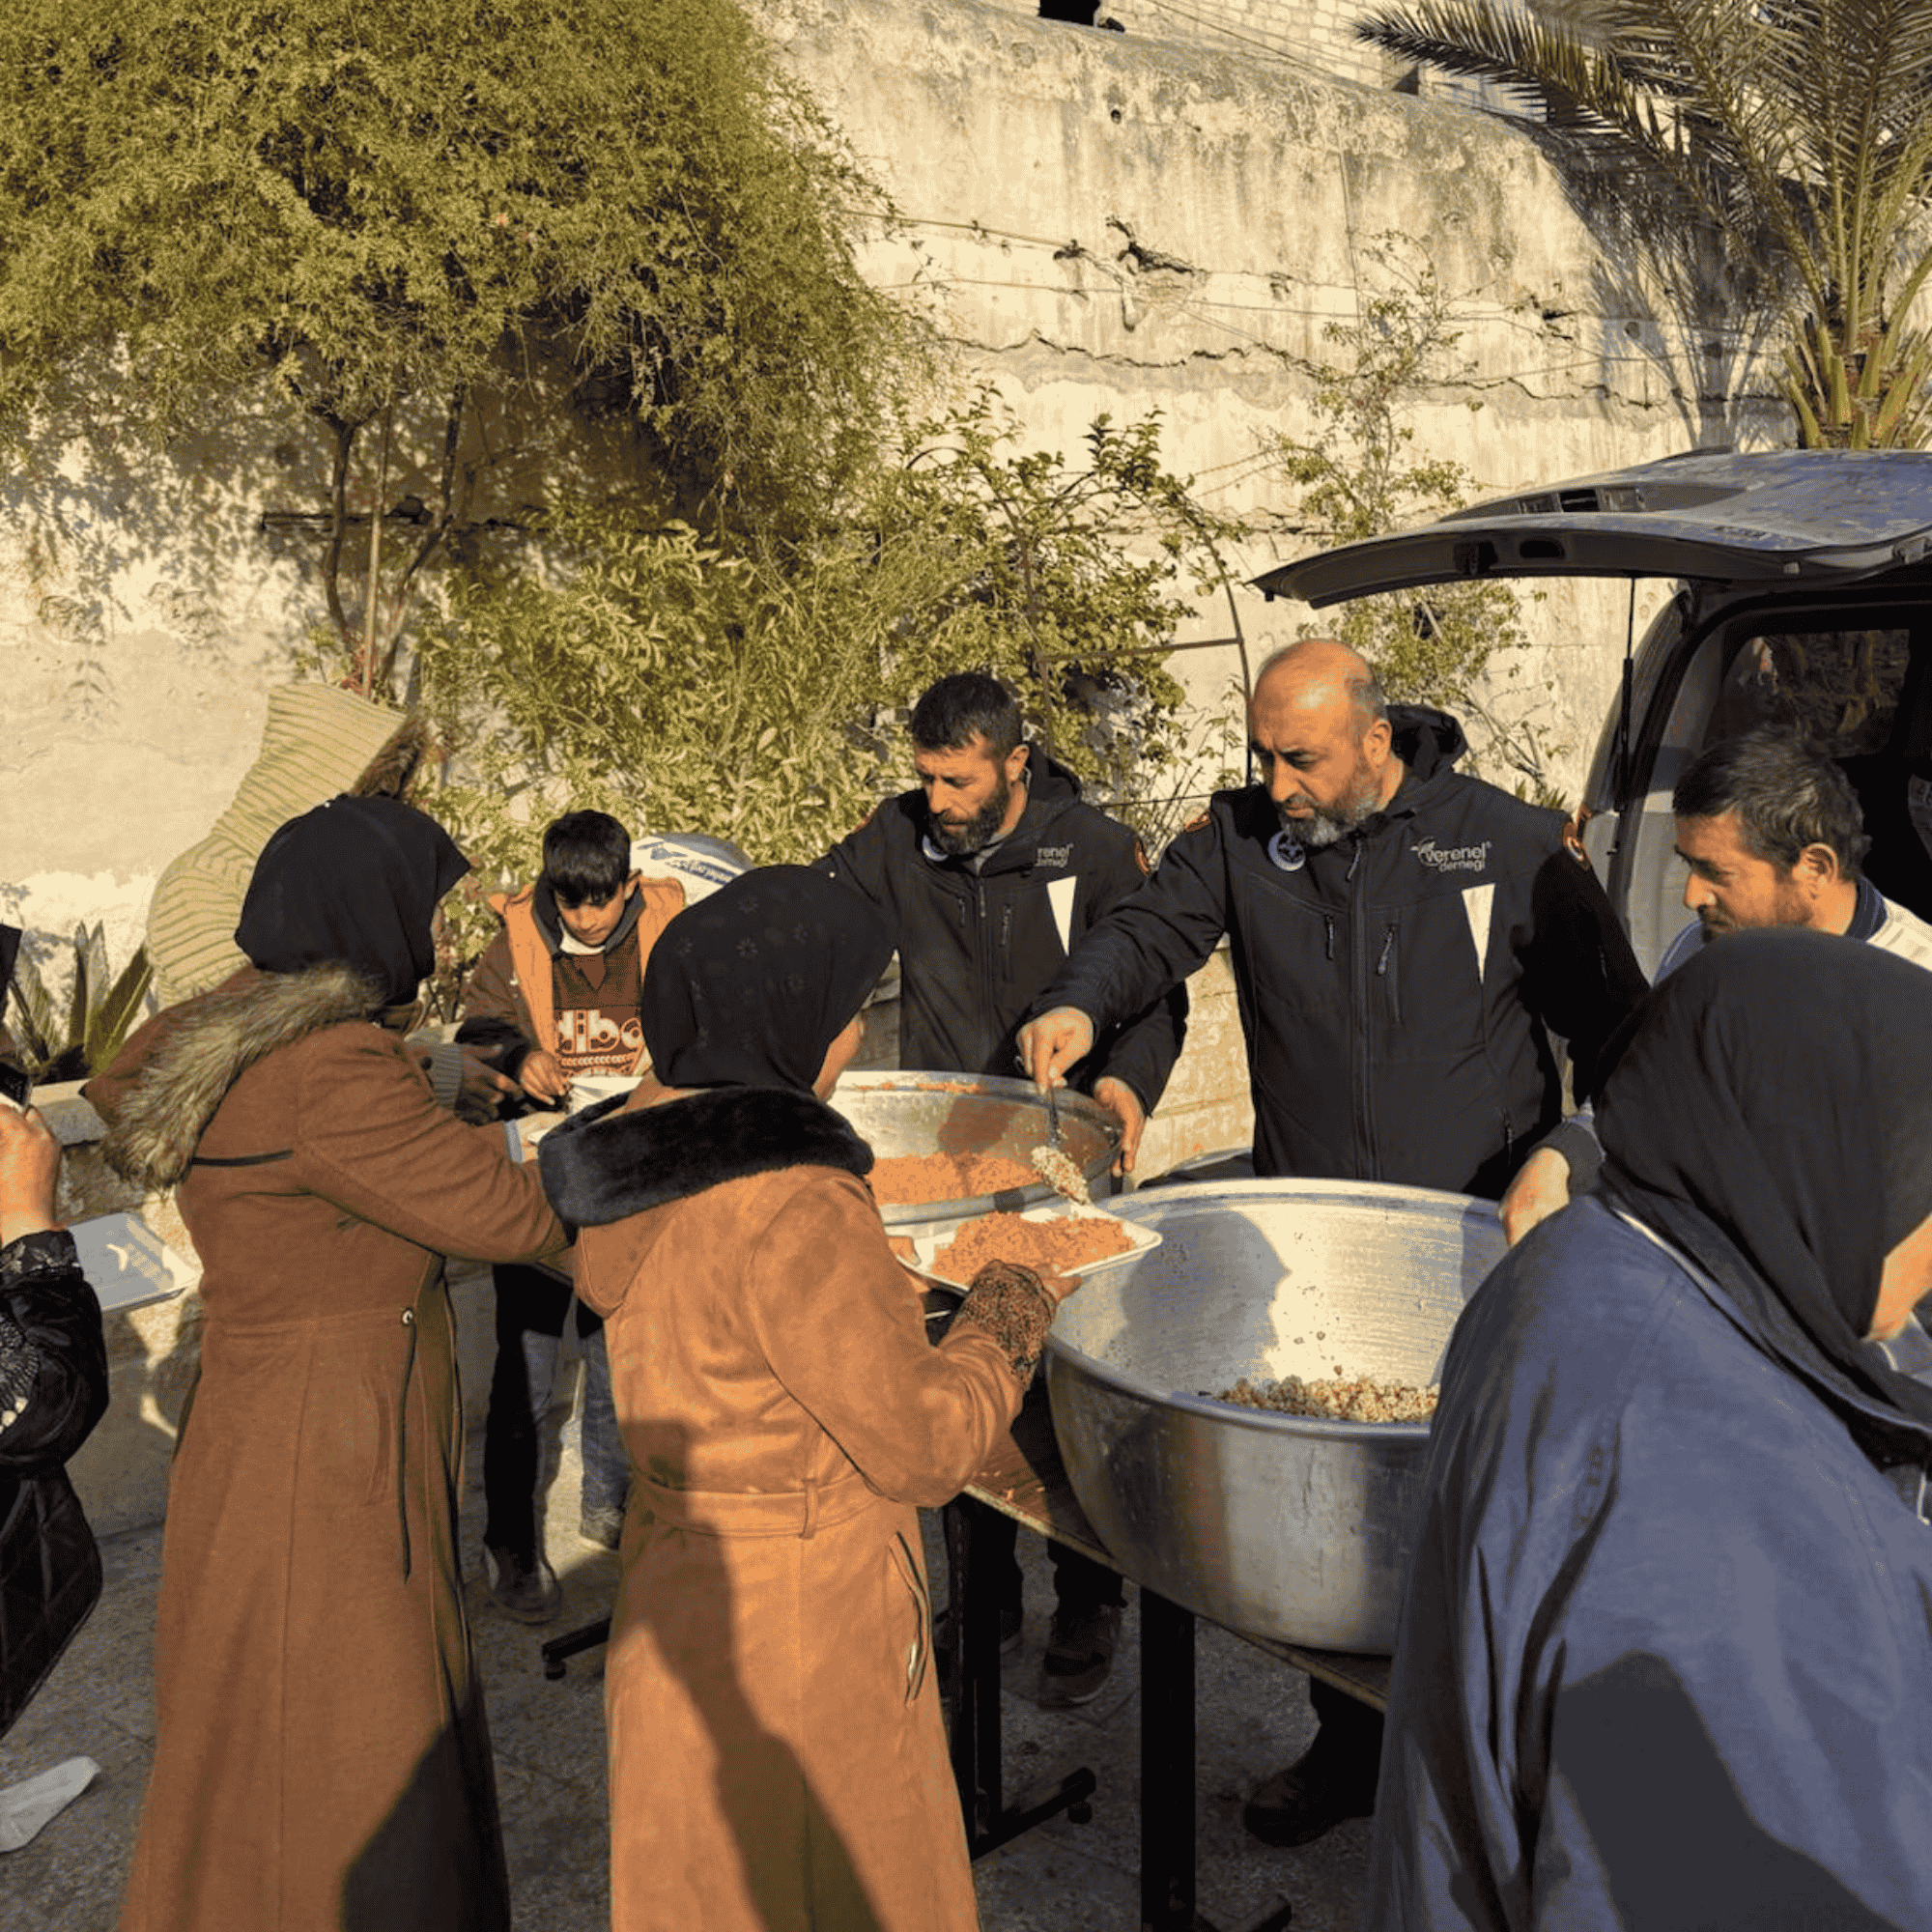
[1357,0,1932,445]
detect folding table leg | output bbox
[1138,1590,1294,1931]
[540,1614,611,1681]
[944,1494,1095,1858]
[1140,1588,1198,1929]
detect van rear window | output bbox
[1708,628,1913,758]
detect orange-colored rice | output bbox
[870,1151,1039,1205]
[932,1210,1133,1280]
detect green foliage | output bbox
[1265,238,1567,802]
[862,394,1237,830]
[415,397,1236,972]
[0,0,923,686]
[1353,0,1932,448]
[5,927,154,1084]
[420,510,899,878]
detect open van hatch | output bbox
[1255,448,1932,606]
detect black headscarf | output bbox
[235,794,469,1008]
[1598,926,1932,1464]
[640,866,894,1094]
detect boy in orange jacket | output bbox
[458,810,684,1619]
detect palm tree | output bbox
[1354,0,1932,446]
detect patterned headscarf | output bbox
[235,795,469,1008]
[640,867,894,1094]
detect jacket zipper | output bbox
[974,877,995,1054]
[1377,922,1400,1025]
[1348,838,1378,1179]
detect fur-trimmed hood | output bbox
[538,1087,873,1229]
[86,964,384,1191]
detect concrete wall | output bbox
[939,0,1408,92]
[6,0,1775,980]
[767,0,1759,796]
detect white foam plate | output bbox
[567,1074,642,1114]
[899,1201,1162,1293]
[69,1211,198,1314]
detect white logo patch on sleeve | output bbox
[1047,874,1078,955]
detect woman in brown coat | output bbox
[537,867,1068,1932]
[86,796,567,1932]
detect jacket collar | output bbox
[536,1086,873,1229]
[918,747,1084,875]
[87,964,383,1190]
[1386,704,1468,801]
[528,879,645,957]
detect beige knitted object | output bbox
[145,686,420,1006]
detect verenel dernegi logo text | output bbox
[1035,845,1073,868]
[1412,838,1492,874]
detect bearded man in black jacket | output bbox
[822,670,1186,1706]
[1020,637,1648,1844]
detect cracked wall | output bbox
[6,0,1784,965]
[769,0,1784,803]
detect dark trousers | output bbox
[1309,1671,1385,1773]
[952,1499,1124,1618]
[482,1263,628,1561]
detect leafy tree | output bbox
[866,394,1237,817]
[1352,0,1932,447]
[0,0,923,692]
[413,397,1236,984]
[1264,237,1566,800]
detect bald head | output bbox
[1252,639,1384,728]
[1249,639,1402,847]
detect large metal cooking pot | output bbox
[830,1071,1120,1237]
[1045,1179,1505,1652]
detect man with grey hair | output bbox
[1503,726,1932,1243]
[1021,635,1647,1847]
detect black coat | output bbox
[0,1230,106,1740]
[1040,708,1648,1197]
[822,749,1186,1109]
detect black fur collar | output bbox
[536,1086,874,1229]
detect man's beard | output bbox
[1278,775,1381,848]
[931,773,1012,857]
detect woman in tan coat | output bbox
[537,867,1068,1932]
[86,796,567,1932]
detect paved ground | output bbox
[0,1407,1373,1931]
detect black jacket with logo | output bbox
[822,750,1186,1111]
[1037,708,1647,1197]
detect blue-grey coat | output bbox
[1368,1196,1932,1931]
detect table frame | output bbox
[951,1381,1388,1932]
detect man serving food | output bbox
[1500,726,1932,1244]
[1019,638,1647,1846]
[822,669,1185,1707]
